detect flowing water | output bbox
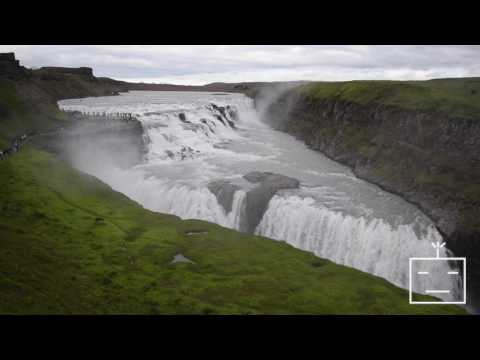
[59,91,463,302]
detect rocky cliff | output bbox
[260,80,480,306]
[0,53,131,143]
[0,52,29,79]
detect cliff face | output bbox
[261,82,480,302]
[0,53,131,142]
[22,67,129,103]
[0,52,29,79]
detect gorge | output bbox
[0,52,473,314]
[58,90,465,309]
[257,81,480,310]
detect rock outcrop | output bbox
[0,52,29,79]
[207,172,300,233]
[242,172,300,233]
[207,180,241,214]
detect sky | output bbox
[1,45,479,85]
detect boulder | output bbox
[178,113,189,123]
[207,180,241,214]
[242,172,300,233]
[170,254,195,264]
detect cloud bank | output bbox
[1,45,479,85]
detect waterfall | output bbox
[255,194,462,299]
[134,182,247,230]
[59,91,463,302]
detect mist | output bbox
[58,112,146,179]
[253,82,304,128]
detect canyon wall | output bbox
[259,81,480,303]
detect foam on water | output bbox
[256,194,461,296]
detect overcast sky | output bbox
[1,45,479,85]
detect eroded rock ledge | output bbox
[243,172,300,233]
[208,172,300,233]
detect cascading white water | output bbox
[256,194,461,296]
[59,91,462,301]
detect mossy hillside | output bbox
[299,78,480,119]
[0,78,66,142]
[0,147,465,314]
[0,69,128,143]
[30,69,127,101]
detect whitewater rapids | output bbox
[59,91,463,301]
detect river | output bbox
[59,90,463,303]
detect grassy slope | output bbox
[0,147,465,314]
[300,78,480,119]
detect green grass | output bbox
[299,78,480,119]
[0,147,466,314]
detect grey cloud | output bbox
[0,45,478,85]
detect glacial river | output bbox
[59,90,463,302]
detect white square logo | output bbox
[409,256,466,304]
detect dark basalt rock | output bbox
[226,105,238,121]
[210,103,237,129]
[160,146,199,161]
[242,172,300,233]
[214,114,226,126]
[0,52,29,79]
[216,105,228,119]
[181,122,203,133]
[207,180,241,214]
[0,53,15,61]
[226,119,236,129]
[207,172,300,233]
[178,113,189,123]
[200,119,216,134]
